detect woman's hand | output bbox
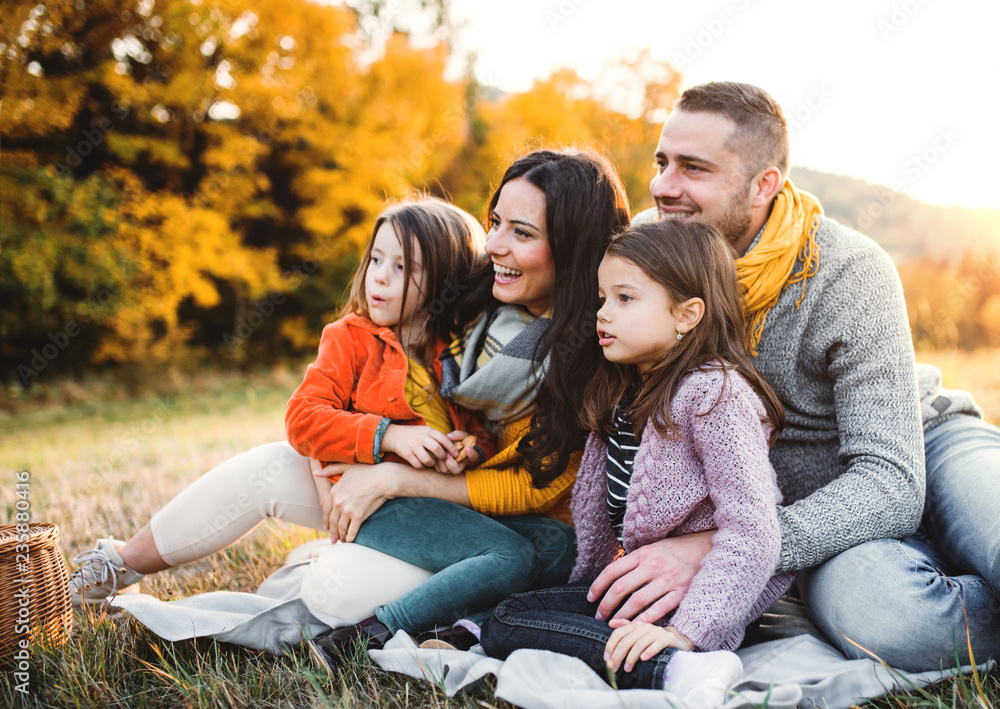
[604,620,694,673]
[381,424,457,472]
[315,462,399,542]
[312,460,474,541]
[310,459,337,539]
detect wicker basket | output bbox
[0,523,73,662]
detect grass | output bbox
[1,353,998,707]
[1,364,515,708]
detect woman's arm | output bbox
[321,440,580,542]
[321,461,471,542]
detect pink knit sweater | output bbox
[569,365,795,651]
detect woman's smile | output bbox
[493,263,524,284]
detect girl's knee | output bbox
[494,589,544,618]
[494,536,541,589]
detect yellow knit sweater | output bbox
[464,415,579,523]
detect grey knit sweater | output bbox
[753,215,927,574]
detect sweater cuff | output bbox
[466,468,506,516]
[774,507,798,575]
[372,417,391,464]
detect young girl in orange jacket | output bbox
[70,197,503,613]
[284,197,495,512]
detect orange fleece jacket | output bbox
[285,314,494,465]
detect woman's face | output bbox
[486,178,556,317]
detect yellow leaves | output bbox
[71,166,285,364]
[106,133,192,170]
[0,74,91,139]
[278,315,318,352]
[201,125,267,173]
[4,0,684,371]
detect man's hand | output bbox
[588,530,715,624]
[381,424,457,472]
[604,620,694,672]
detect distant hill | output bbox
[790,167,1000,263]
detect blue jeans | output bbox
[351,497,576,633]
[802,415,1000,671]
[481,581,677,690]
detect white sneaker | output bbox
[70,538,144,607]
[662,650,743,707]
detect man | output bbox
[591,81,1000,671]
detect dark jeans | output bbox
[352,497,576,633]
[481,581,677,690]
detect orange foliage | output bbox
[899,252,1000,350]
[1,0,679,379]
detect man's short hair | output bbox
[675,82,789,182]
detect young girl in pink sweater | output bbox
[481,220,795,702]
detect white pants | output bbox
[149,441,327,565]
[148,441,432,620]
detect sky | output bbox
[442,0,1000,211]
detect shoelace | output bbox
[71,547,122,595]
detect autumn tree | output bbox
[2,0,684,383]
[2,0,469,379]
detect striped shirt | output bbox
[606,392,639,544]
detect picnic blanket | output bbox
[110,548,989,709]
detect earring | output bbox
[676,331,684,340]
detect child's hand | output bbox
[381,424,457,471]
[439,431,480,474]
[604,620,694,672]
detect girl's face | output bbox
[596,254,684,373]
[486,178,556,317]
[365,221,427,333]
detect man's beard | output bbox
[714,188,755,249]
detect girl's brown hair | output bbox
[580,220,784,444]
[342,195,487,368]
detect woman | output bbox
[70,149,631,645]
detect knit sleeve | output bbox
[284,320,384,465]
[773,241,924,574]
[568,434,621,582]
[669,372,783,651]
[465,452,578,517]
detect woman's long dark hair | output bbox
[454,149,632,488]
[580,221,784,445]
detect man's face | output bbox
[650,109,757,254]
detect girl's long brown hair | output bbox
[580,221,784,444]
[342,195,486,369]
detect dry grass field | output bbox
[1,352,998,707]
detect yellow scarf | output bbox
[736,180,823,355]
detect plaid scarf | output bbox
[439,305,550,425]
